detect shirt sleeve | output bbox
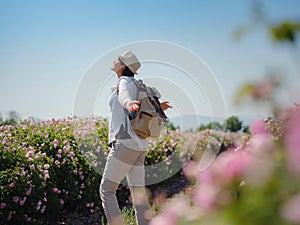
[118,78,136,111]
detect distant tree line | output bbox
[167,116,250,133]
[197,116,249,133]
[0,111,20,126]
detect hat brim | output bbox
[117,55,138,74]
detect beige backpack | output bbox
[118,77,168,138]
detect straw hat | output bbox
[118,51,141,74]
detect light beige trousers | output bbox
[100,142,151,225]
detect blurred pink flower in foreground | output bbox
[150,197,189,225]
[281,193,300,224]
[195,170,219,211]
[213,150,253,183]
[284,107,300,174]
[250,119,268,135]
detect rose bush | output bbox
[150,104,300,225]
[0,115,247,224]
[0,117,104,224]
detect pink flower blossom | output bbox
[37,165,42,171]
[282,193,300,223]
[249,133,275,155]
[63,145,70,152]
[26,188,32,196]
[44,164,50,169]
[43,197,47,202]
[0,202,6,209]
[9,182,15,188]
[30,164,35,170]
[195,170,219,211]
[250,119,268,135]
[36,201,42,211]
[60,199,64,205]
[40,205,46,214]
[53,139,60,148]
[53,188,61,194]
[284,112,300,174]
[13,196,19,203]
[150,214,177,225]
[7,211,12,221]
[150,198,188,225]
[222,151,250,180]
[19,197,27,206]
[25,151,33,158]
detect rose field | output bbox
[1,103,300,225]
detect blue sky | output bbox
[0,0,299,123]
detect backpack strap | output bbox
[131,78,156,102]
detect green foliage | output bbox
[197,121,223,131]
[225,116,243,132]
[121,207,137,225]
[167,122,179,131]
[197,116,246,133]
[0,118,104,224]
[233,1,300,46]
[270,21,300,43]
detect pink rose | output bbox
[7,211,12,221]
[26,188,32,196]
[19,197,27,206]
[25,151,33,158]
[0,202,6,209]
[9,183,15,188]
[44,164,50,169]
[13,196,19,203]
[53,139,60,148]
